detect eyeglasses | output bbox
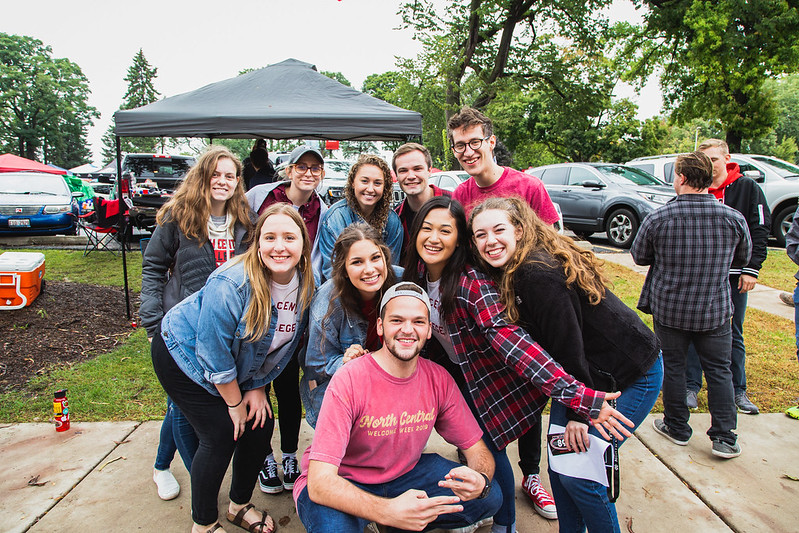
[292,164,323,176]
[451,136,490,154]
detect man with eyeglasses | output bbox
[447,106,560,522]
[247,144,328,496]
[448,106,559,226]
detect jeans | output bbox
[655,321,737,444]
[686,275,747,395]
[154,397,199,472]
[152,332,274,526]
[516,410,543,476]
[296,453,502,532]
[793,283,799,360]
[265,351,302,455]
[548,356,663,533]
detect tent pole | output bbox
[116,135,131,320]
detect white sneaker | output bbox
[153,468,180,500]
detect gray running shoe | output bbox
[779,291,795,307]
[686,390,698,410]
[735,392,759,415]
[652,418,689,446]
[711,439,741,459]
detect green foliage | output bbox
[0,32,98,168]
[634,0,799,151]
[320,70,352,87]
[101,49,162,163]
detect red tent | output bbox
[0,153,65,174]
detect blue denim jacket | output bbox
[315,199,403,284]
[299,265,403,427]
[161,259,309,396]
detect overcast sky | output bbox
[1,0,659,163]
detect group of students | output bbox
[139,107,667,533]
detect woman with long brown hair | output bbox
[469,196,662,533]
[141,145,254,500]
[315,154,402,283]
[300,223,399,427]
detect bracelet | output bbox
[226,397,243,409]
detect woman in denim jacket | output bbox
[141,146,254,501]
[316,154,403,283]
[300,223,400,427]
[152,204,314,533]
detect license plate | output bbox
[9,219,30,227]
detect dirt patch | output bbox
[0,281,136,392]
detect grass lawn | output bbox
[1,250,796,423]
[759,246,797,293]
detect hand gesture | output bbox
[342,344,366,365]
[385,489,462,531]
[439,465,486,501]
[591,391,634,441]
[564,420,590,452]
[243,387,272,431]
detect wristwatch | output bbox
[477,472,491,499]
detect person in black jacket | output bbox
[685,139,771,415]
[469,196,663,533]
[140,145,255,501]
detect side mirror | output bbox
[743,170,764,183]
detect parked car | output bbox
[313,159,406,208]
[429,170,470,192]
[527,163,674,248]
[0,172,80,235]
[119,153,196,231]
[626,153,799,246]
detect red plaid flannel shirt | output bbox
[447,266,605,450]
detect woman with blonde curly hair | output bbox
[315,153,402,283]
[141,145,255,501]
[152,203,315,533]
[469,196,663,533]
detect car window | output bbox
[748,156,799,178]
[538,167,568,185]
[664,162,675,183]
[1,174,69,195]
[324,160,352,176]
[439,175,458,190]
[730,158,765,180]
[628,163,655,176]
[123,157,193,177]
[567,167,598,186]
[595,165,663,186]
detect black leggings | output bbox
[517,414,543,476]
[265,351,302,455]
[151,333,274,526]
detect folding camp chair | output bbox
[77,197,127,256]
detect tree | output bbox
[0,33,97,167]
[101,49,161,162]
[321,70,352,87]
[629,0,799,152]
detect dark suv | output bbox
[121,154,195,231]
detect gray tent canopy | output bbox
[114,58,422,141]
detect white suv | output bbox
[626,154,799,246]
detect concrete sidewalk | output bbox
[2,414,797,533]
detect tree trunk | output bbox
[725,131,742,153]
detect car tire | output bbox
[772,205,795,248]
[605,208,638,248]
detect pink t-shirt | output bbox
[292,353,482,502]
[453,166,559,224]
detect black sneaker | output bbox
[711,439,741,459]
[735,392,759,415]
[652,418,689,446]
[282,455,300,490]
[258,457,283,494]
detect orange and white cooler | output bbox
[0,252,46,310]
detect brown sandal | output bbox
[226,503,275,533]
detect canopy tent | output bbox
[114,58,422,141]
[111,58,422,321]
[0,153,66,174]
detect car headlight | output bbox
[638,192,672,205]
[43,204,72,214]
